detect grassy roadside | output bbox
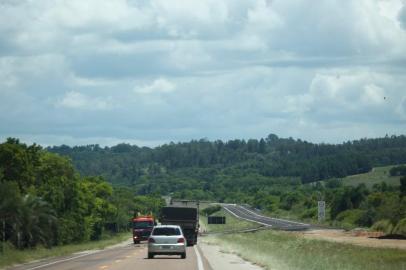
[0,232,130,269]
[201,209,406,270]
[204,230,406,270]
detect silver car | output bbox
[148,225,187,259]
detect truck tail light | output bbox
[148,237,155,243]
[177,238,185,243]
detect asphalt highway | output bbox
[223,204,311,231]
[7,205,310,270]
[8,242,212,270]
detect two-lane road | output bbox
[7,205,309,270]
[8,242,212,270]
[223,204,310,231]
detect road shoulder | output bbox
[198,241,263,270]
[4,238,133,270]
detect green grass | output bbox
[342,165,403,188]
[201,208,406,270]
[204,230,406,270]
[199,207,262,234]
[0,232,130,269]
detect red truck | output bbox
[132,215,155,244]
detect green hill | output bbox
[48,134,406,188]
[342,165,404,188]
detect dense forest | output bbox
[0,138,164,250]
[48,134,406,186]
[47,134,406,234]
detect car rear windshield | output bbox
[152,227,181,236]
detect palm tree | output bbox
[0,181,56,249]
[19,194,56,248]
[0,181,22,251]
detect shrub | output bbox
[201,205,221,216]
[389,165,406,176]
[371,219,393,234]
[301,207,317,219]
[393,218,406,236]
[336,209,365,227]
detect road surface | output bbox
[8,242,213,270]
[223,204,310,230]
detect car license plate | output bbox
[162,246,170,249]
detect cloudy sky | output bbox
[1,0,406,146]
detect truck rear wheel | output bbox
[148,253,154,259]
[181,252,186,259]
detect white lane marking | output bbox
[194,245,205,270]
[25,250,101,270]
[223,206,272,227]
[222,205,240,218]
[225,204,309,227]
[239,206,309,226]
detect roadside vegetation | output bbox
[206,230,406,270]
[202,208,406,270]
[0,138,164,267]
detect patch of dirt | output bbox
[297,229,406,250]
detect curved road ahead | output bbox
[223,204,310,231]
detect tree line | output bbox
[49,134,406,185]
[0,138,163,250]
[48,134,406,233]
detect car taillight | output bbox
[148,237,155,243]
[177,238,185,243]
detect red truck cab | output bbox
[132,215,155,244]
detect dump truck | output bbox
[160,202,199,246]
[132,215,155,244]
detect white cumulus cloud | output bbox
[56,91,113,110]
[134,78,176,94]
[361,84,386,105]
[0,0,406,146]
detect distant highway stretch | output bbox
[223,204,311,231]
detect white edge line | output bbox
[26,250,101,270]
[194,245,205,270]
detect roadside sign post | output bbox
[208,216,226,224]
[318,201,325,222]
